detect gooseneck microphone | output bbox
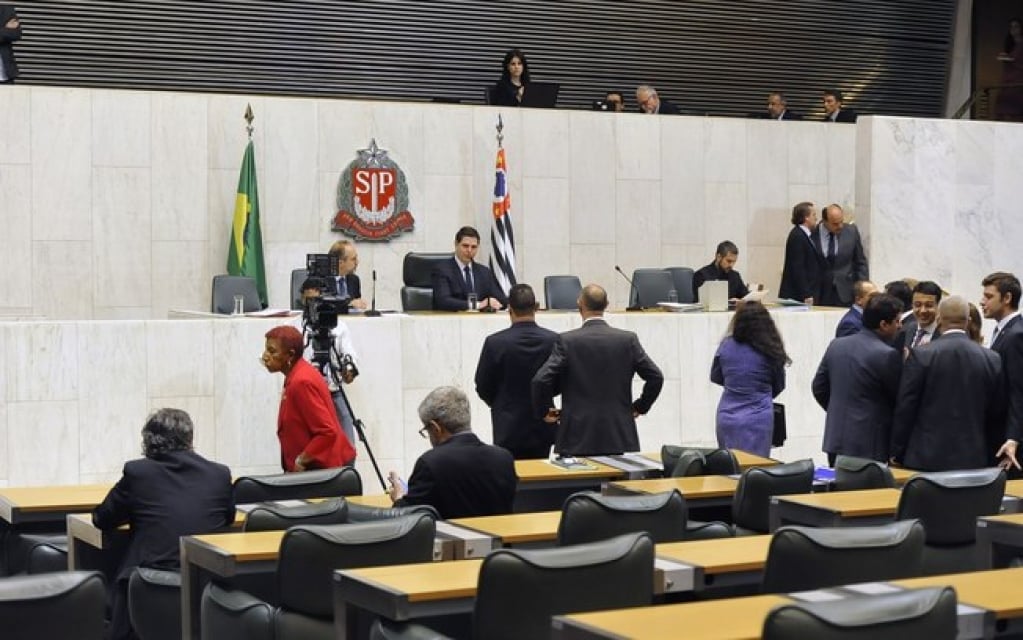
[364,270,382,317]
[614,265,643,311]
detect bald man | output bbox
[890,296,1004,471]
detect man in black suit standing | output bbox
[388,386,517,519]
[835,280,878,337]
[328,239,366,310]
[981,271,1023,471]
[93,409,235,640]
[814,294,903,465]
[890,296,1003,471]
[532,284,664,456]
[636,84,681,115]
[764,91,802,120]
[815,204,869,307]
[432,226,508,311]
[475,283,558,459]
[822,89,858,123]
[0,4,20,84]
[778,201,821,304]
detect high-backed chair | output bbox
[731,459,814,535]
[704,448,741,475]
[345,503,440,523]
[0,570,107,640]
[543,275,582,310]
[762,587,957,640]
[211,275,262,314]
[761,521,925,593]
[896,468,1005,575]
[128,567,182,640]
[290,268,309,310]
[201,582,275,640]
[232,467,362,504]
[557,491,732,545]
[629,268,674,309]
[243,498,350,532]
[833,456,896,491]
[664,266,696,303]
[24,536,69,574]
[669,449,707,477]
[401,252,452,311]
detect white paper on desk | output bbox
[742,288,769,302]
[244,308,300,318]
[774,298,809,307]
[657,302,704,312]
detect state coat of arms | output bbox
[333,139,415,240]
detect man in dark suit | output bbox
[886,280,917,352]
[0,5,20,84]
[328,239,366,310]
[636,84,680,115]
[981,271,1023,471]
[693,240,750,302]
[432,225,508,311]
[835,280,878,337]
[898,281,942,353]
[822,89,858,123]
[475,283,558,459]
[815,204,869,307]
[778,201,822,303]
[890,296,1004,471]
[532,284,664,456]
[388,386,517,519]
[93,409,235,640]
[814,294,904,464]
[763,91,802,120]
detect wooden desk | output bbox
[0,484,112,524]
[1005,479,1023,499]
[605,475,739,508]
[890,567,1023,638]
[978,512,1023,569]
[889,467,918,486]
[769,488,902,531]
[438,510,562,558]
[513,459,628,512]
[655,535,773,592]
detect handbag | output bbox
[772,402,787,447]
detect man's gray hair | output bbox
[142,408,195,457]
[636,84,658,97]
[418,386,471,434]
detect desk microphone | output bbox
[614,265,643,311]
[364,270,382,317]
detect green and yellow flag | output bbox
[226,140,267,307]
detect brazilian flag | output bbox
[227,140,268,307]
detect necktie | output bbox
[337,276,348,298]
[993,326,1001,345]
[463,265,474,293]
[911,327,927,348]
[827,232,836,265]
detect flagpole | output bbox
[244,103,254,139]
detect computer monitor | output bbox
[520,82,560,109]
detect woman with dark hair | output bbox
[491,48,530,106]
[710,301,789,456]
[263,325,355,472]
[93,408,235,640]
[968,302,985,345]
[996,18,1023,121]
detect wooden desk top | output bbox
[889,467,918,485]
[774,488,902,516]
[346,494,396,508]
[514,459,624,482]
[446,510,561,544]
[0,484,112,522]
[981,512,1023,526]
[891,567,1023,618]
[656,535,772,575]
[608,475,739,498]
[187,530,284,562]
[556,594,792,639]
[1005,479,1023,498]
[341,559,483,603]
[640,449,779,471]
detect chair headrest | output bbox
[906,467,1004,489]
[835,455,883,473]
[132,567,182,588]
[0,571,105,602]
[345,502,439,522]
[287,513,435,545]
[755,459,814,478]
[773,520,923,550]
[235,468,347,488]
[248,498,347,520]
[564,490,683,514]
[491,531,653,570]
[768,586,955,629]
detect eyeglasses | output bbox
[418,424,431,439]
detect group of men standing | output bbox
[779,201,869,307]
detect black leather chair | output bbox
[24,535,69,574]
[731,459,814,535]
[557,491,732,545]
[401,252,452,311]
[0,570,107,640]
[543,275,582,310]
[761,521,925,593]
[211,274,262,314]
[233,467,363,503]
[243,498,350,532]
[201,582,275,640]
[128,567,181,640]
[629,268,674,309]
[704,448,741,475]
[762,586,957,640]
[896,468,1006,575]
[664,266,696,303]
[833,456,896,491]
[345,503,440,523]
[668,450,707,477]
[290,268,309,310]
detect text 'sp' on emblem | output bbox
[333,139,415,241]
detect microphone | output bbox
[364,270,382,317]
[615,265,643,311]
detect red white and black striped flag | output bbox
[489,147,516,293]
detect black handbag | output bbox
[772,402,787,447]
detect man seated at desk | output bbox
[432,225,508,311]
[693,240,750,302]
[93,408,235,640]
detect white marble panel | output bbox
[207,168,239,281]
[704,182,748,253]
[79,394,148,475]
[5,323,79,402]
[865,117,918,188]
[521,176,569,248]
[147,320,215,397]
[568,112,616,245]
[92,90,151,168]
[522,244,570,298]
[615,112,661,180]
[263,98,320,243]
[31,88,92,240]
[954,120,996,186]
[0,401,7,482]
[7,401,79,485]
[617,314,682,381]
[703,117,747,183]
[952,185,998,282]
[207,95,267,171]
[569,244,618,307]
[636,378,681,454]
[0,164,32,309]
[423,106,474,177]
[366,102,427,185]
[746,123,792,246]
[152,92,208,241]
[521,110,569,178]
[93,168,152,308]
[318,100,375,174]
[0,86,30,163]
[153,241,209,317]
[615,180,662,274]
[785,121,826,186]
[746,245,786,296]
[78,321,147,398]
[344,316,405,462]
[150,396,217,461]
[825,124,857,210]
[400,316,463,389]
[32,241,94,319]
[263,241,315,310]
[661,117,706,244]
[420,175,475,254]
[993,123,1023,224]
[93,307,151,320]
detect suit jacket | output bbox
[757,110,803,121]
[825,109,858,123]
[532,319,664,456]
[394,432,517,519]
[0,5,20,81]
[693,262,748,301]
[990,314,1023,446]
[92,451,235,580]
[778,225,822,302]
[834,306,864,338]
[432,258,508,311]
[475,320,559,459]
[893,313,918,353]
[278,358,356,471]
[891,332,1003,471]
[331,273,362,300]
[813,329,902,461]
[814,223,869,306]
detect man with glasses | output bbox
[635,84,680,115]
[386,386,516,519]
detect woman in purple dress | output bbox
[710,301,790,456]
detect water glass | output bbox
[466,293,478,311]
[232,294,245,315]
[667,289,678,303]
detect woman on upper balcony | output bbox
[490,48,530,107]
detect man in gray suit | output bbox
[815,204,869,307]
[891,296,1004,471]
[532,284,664,456]
[814,294,903,465]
